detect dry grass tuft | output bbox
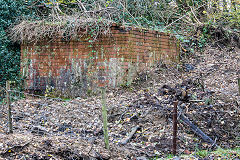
[10,16,113,43]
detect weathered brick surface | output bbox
[21,25,180,97]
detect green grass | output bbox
[152,147,240,160]
[195,149,209,158]
[212,147,240,159]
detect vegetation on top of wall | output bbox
[1,0,240,86]
[10,18,113,43]
[9,1,240,47]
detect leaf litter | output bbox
[0,46,239,159]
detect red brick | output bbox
[21,25,179,92]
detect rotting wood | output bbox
[179,113,216,146]
[120,125,140,145]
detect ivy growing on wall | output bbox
[1,0,239,87]
[0,0,38,86]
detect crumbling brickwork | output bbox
[21,24,179,97]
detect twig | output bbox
[119,109,128,121]
[87,139,95,156]
[95,152,103,160]
[190,6,202,25]
[118,1,140,26]
[163,3,207,30]
[211,138,218,148]
[233,101,240,113]
[189,100,204,102]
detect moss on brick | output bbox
[21,27,179,97]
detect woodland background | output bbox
[0,0,239,87]
[0,1,240,159]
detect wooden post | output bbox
[101,87,110,150]
[172,101,178,155]
[6,81,13,134]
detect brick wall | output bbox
[21,24,179,97]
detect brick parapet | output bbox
[21,24,180,97]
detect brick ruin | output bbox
[21,24,180,97]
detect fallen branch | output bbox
[120,125,140,145]
[179,113,217,146]
[0,142,30,158]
